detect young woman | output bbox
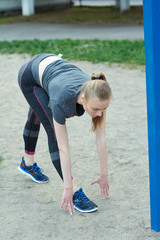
[18,53,112,214]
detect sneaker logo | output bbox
[74,199,79,203]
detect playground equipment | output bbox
[143,0,160,232]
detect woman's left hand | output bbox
[91,175,109,199]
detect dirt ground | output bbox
[0,54,160,240]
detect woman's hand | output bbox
[61,187,74,214]
[91,175,109,199]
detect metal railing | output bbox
[73,0,142,7]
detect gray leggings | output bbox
[18,55,63,179]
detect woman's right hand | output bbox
[60,187,74,214]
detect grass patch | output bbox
[0,156,3,163]
[0,39,145,65]
[0,6,143,25]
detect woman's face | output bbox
[82,97,110,118]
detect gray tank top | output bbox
[31,53,90,124]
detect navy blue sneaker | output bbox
[18,157,49,183]
[73,188,98,213]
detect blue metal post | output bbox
[143,0,160,232]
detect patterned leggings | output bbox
[18,56,63,179]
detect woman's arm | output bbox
[53,119,74,214]
[95,110,108,176]
[91,110,109,199]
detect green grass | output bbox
[0,39,145,65]
[0,6,143,25]
[0,156,3,163]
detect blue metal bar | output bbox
[143,0,160,232]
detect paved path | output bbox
[0,23,144,41]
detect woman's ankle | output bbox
[24,153,34,166]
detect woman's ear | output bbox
[81,94,85,102]
[81,95,87,106]
[77,94,85,105]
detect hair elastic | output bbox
[92,77,101,80]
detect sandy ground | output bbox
[0,54,160,240]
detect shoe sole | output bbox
[73,204,98,213]
[18,166,49,184]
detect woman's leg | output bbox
[18,59,63,180]
[31,85,63,179]
[23,108,40,165]
[21,83,63,179]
